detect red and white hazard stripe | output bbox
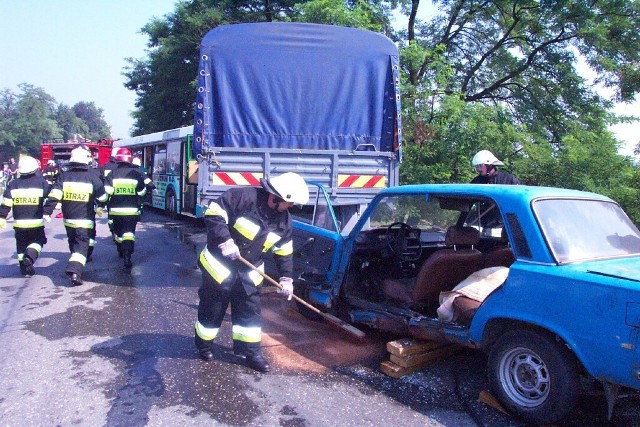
[337,174,386,188]
[209,172,263,186]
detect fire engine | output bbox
[40,135,116,171]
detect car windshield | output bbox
[534,198,640,263]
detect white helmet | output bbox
[111,147,119,158]
[47,159,56,166]
[261,172,309,204]
[472,150,504,166]
[18,156,39,175]
[132,157,141,166]
[70,146,92,165]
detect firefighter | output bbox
[100,147,119,236]
[43,146,108,286]
[104,147,147,271]
[194,172,309,372]
[42,160,60,186]
[0,156,50,276]
[100,147,119,181]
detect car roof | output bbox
[378,184,612,204]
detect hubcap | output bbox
[499,346,550,407]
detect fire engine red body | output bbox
[40,136,116,171]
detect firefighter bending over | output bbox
[0,156,50,276]
[194,172,309,372]
[104,147,147,271]
[44,147,108,286]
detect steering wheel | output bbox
[386,222,423,262]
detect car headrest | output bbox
[445,226,480,247]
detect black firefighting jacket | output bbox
[203,186,294,278]
[42,165,60,185]
[0,173,50,228]
[104,163,147,216]
[99,160,118,182]
[44,163,108,228]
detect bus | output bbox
[112,126,198,218]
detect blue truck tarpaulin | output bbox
[193,23,401,155]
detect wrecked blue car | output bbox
[291,183,640,424]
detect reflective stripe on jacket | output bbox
[0,173,49,227]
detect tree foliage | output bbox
[123,0,640,221]
[0,84,110,160]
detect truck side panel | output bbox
[197,147,398,207]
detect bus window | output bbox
[167,142,180,174]
[154,144,167,174]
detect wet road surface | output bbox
[0,209,638,426]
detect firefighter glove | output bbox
[95,207,104,217]
[218,238,240,260]
[278,277,294,300]
[43,215,51,223]
[0,218,5,229]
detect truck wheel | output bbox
[165,188,177,219]
[487,329,579,425]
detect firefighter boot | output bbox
[235,344,270,373]
[245,353,270,373]
[123,250,132,271]
[194,332,214,362]
[20,257,35,276]
[67,272,83,286]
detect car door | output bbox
[291,182,343,303]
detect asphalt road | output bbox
[0,208,638,427]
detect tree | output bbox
[0,85,112,160]
[124,0,312,135]
[56,104,89,143]
[123,0,640,222]
[11,84,61,157]
[73,102,111,139]
[390,0,640,221]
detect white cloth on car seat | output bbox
[437,266,509,321]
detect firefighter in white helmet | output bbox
[194,172,309,372]
[470,150,520,185]
[42,159,60,186]
[44,146,108,286]
[0,156,51,276]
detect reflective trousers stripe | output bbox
[195,321,219,341]
[232,324,261,343]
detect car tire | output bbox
[165,188,177,219]
[487,329,579,425]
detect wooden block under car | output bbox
[380,360,426,378]
[478,390,509,415]
[386,338,444,357]
[389,344,459,368]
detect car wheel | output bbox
[487,329,579,425]
[165,188,177,219]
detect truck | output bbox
[114,23,401,222]
[40,135,115,171]
[192,22,402,226]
